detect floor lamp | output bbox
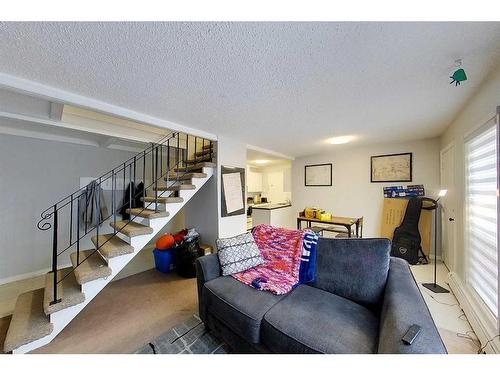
[422,190,450,293]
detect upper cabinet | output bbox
[247,167,263,192]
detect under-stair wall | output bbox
[0,134,140,284]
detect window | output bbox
[465,118,499,318]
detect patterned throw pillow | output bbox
[216,232,264,276]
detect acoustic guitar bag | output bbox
[390,197,423,265]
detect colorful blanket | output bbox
[231,224,307,295]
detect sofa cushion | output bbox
[262,285,379,353]
[216,232,264,276]
[314,238,390,310]
[203,276,285,343]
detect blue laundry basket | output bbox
[153,248,175,273]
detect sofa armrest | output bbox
[195,254,221,321]
[377,257,447,354]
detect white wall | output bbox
[217,136,247,238]
[292,138,441,237]
[441,65,500,279]
[184,165,218,248]
[439,65,500,352]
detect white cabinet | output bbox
[247,169,263,192]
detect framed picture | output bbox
[305,163,332,186]
[371,152,412,183]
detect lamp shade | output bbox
[438,189,448,197]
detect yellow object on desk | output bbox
[304,207,318,219]
[320,212,332,221]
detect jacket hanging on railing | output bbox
[120,181,145,220]
[79,180,109,227]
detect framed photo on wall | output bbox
[305,163,332,186]
[371,152,412,183]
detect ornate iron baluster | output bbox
[154,145,159,212]
[176,134,180,170]
[186,134,189,172]
[76,199,80,266]
[50,205,61,305]
[167,137,170,182]
[112,170,116,234]
[96,182,100,249]
[194,136,198,166]
[129,163,133,220]
[69,194,73,246]
[143,151,146,204]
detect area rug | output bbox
[135,315,230,354]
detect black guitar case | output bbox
[390,197,424,265]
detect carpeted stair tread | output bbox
[43,268,85,315]
[165,172,207,181]
[109,221,154,237]
[91,234,135,258]
[141,196,184,204]
[174,162,216,172]
[125,208,169,219]
[3,289,53,352]
[154,184,196,191]
[70,250,112,284]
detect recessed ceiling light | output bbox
[254,160,270,164]
[327,136,355,145]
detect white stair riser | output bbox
[12,167,214,353]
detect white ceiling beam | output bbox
[99,136,117,148]
[49,102,64,121]
[246,143,295,160]
[0,124,99,148]
[0,72,217,140]
[0,110,160,144]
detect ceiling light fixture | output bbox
[327,136,355,145]
[254,160,270,164]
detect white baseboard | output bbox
[448,272,499,353]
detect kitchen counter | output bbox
[251,203,294,229]
[252,203,292,210]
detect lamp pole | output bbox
[422,190,450,294]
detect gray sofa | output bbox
[195,237,447,354]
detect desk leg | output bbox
[297,219,301,230]
[347,225,352,238]
[355,222,359,238]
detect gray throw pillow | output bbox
[216,232,264,276]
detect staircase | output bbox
[2,132,216,353]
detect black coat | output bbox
[119,182,145,220]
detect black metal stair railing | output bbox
[36,131,214,306]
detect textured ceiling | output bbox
[0,22,499,157]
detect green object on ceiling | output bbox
[450,68,467,86]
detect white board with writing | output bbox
[222,172,244,214]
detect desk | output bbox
[297,215,361,237]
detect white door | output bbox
[440,144,456,270]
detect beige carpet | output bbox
[0,269,197,354]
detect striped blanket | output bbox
[232,224,318,295]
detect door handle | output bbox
[449,218,455,222]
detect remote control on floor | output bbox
[402,324,422,345]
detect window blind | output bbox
[465,119,499,318]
